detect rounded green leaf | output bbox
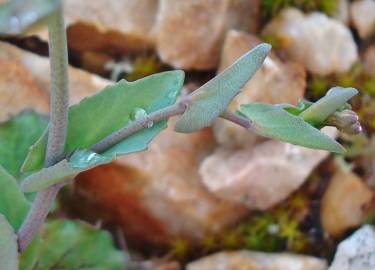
[239,103,345,153]
[0,214,18,270]
[22,70,184,173]
[0,111,47,178]
[0,165,30,230]
[20,220,125,270]
[175,43,271,133]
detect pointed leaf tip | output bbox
[301,86,359,126]
[175,43,272,133]
[239,103,346,154]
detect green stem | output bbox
[17,5,69,252]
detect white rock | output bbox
[320,168,374,237]
[329,225,375,270]
[199,129,334,210]
[333,0,350,24]
[187,251,327,270]
[154,0,229,69]
[213,30,306,148]
[350,0,375,38]
[263,8,358,76]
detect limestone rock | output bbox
[199,130,334,210]
[225,0,260,33]
[213,30,306,147]
[154,0,229,69]
[0,45,49,121]
[333,0,350,25]
[263,8,358,76]
[321,168,374,237]
[33,0,158,54]
[187,251,327,270]
[350,0,375,38]
[74,119,248,248]
[364,45,375,76]
[329,225,375,270]
[0,42,109,120]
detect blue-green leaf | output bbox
[22,70,184,173]
[0,214,18,270]
[0,0,60,35]
[300,87,358,126]
[21,150,113,193]
[0,165,30,230]
[0,111,47,178]
[20,220,125,270]
[239,103,345,153]
[175,43,271,133]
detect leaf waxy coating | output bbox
[175,43,271,133]
[239,103,345,153]
[0,214,18,270]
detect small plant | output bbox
[0,0,361,268]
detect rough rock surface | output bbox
[63,0,158,54]
[225,0,260,33]
[333,0,350,24]
[329,225,375,270]
[0,42,108,119]
[33,0,158,55]
[187,251,327,270]
[263,8,358,76]
[154,0,229,69]
[213,30,306,147]
[320,168,374,237]
[74,120,248,247]
[199,132,333,210]
[364,45,375,76]
[350,0,375,39]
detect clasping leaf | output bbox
[175,43,271,133]
[239,103,345,153]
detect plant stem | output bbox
[221,111,252,129]
[91,99,189,153]
[92,98,252,153]
[17,5,69,252]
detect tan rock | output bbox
[34,0,158,54]
[154,0,229,69]
[74,119,248,247]
[213,30,306,147]
[263,8,358,76]
[0,41,109,108]
[350,0,375,38]
[199,130,333,210]
[187,251,327,270]
[0,45,49,121]
[364,45,375,76]
[321,168,374,237]
[225,0,260,33]
[333,0,350,25]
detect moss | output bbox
[125,55,163,82]
[261,0,339,24]
[169,237,190,260]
